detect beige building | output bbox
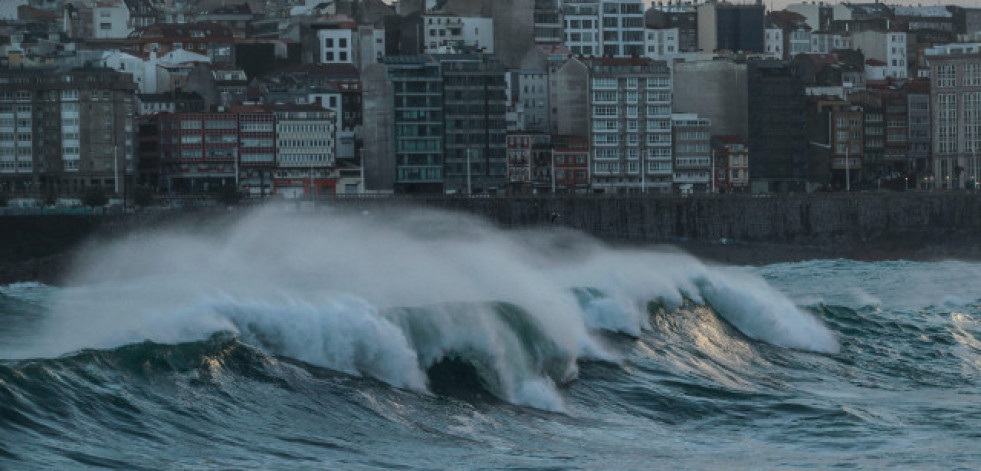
[926,43,981,190]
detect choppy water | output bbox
[1,209,979,469]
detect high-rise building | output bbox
[747,60,807,193]
[383,53,507,194]
[0,67,136,196]
[442,55,508,194]
[583,57,672,194]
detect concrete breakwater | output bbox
[2,193,981,283]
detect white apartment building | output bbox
[422,15,494,53]
[600,0,646,57]
[585,58,673,194]
[644,28,680,61]
[563,0,601,56]
[562,0,646,58]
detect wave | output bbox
[3,207,843,410]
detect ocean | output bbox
[1,208,979,470]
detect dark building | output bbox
[384,14,425,56]
[136,114,161,188]
[385,55,444,194]
[647,7,699,53]
[747,60,807,193]
[384,53,507,195]
[0,67,137,197]
[534,0,564,45]
[948,6,981,36]
[850,91,886,181]
[442,55,508,194]
[698,3,765,53]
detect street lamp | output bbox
[466,148,473,195]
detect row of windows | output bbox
[0,104,32,114]
[279,139,329,148]
[280,124,332,134]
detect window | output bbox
[937,64,956,88]
[966,63,981,87]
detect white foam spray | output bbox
[15,206,840,409]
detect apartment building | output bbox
[671,114,712,194]
[711,135,749,193]
[442,55,508,194]
[584,57,672,194]
[422,14,494,53]
[506,133,550,194]
[562,0,645,58]
[747,60,807,193]
[534,0,564,45]
[551,135,590,193]
[0,67,136,196]
[926,43,981,189]
[507,69,549,132]
[269,104,337,198]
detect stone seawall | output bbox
[333,193,981,246]
[2,194,981,283]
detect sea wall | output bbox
[2,193,981,283]
[335,193,981,247]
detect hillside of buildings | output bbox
[1,0,981,205]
